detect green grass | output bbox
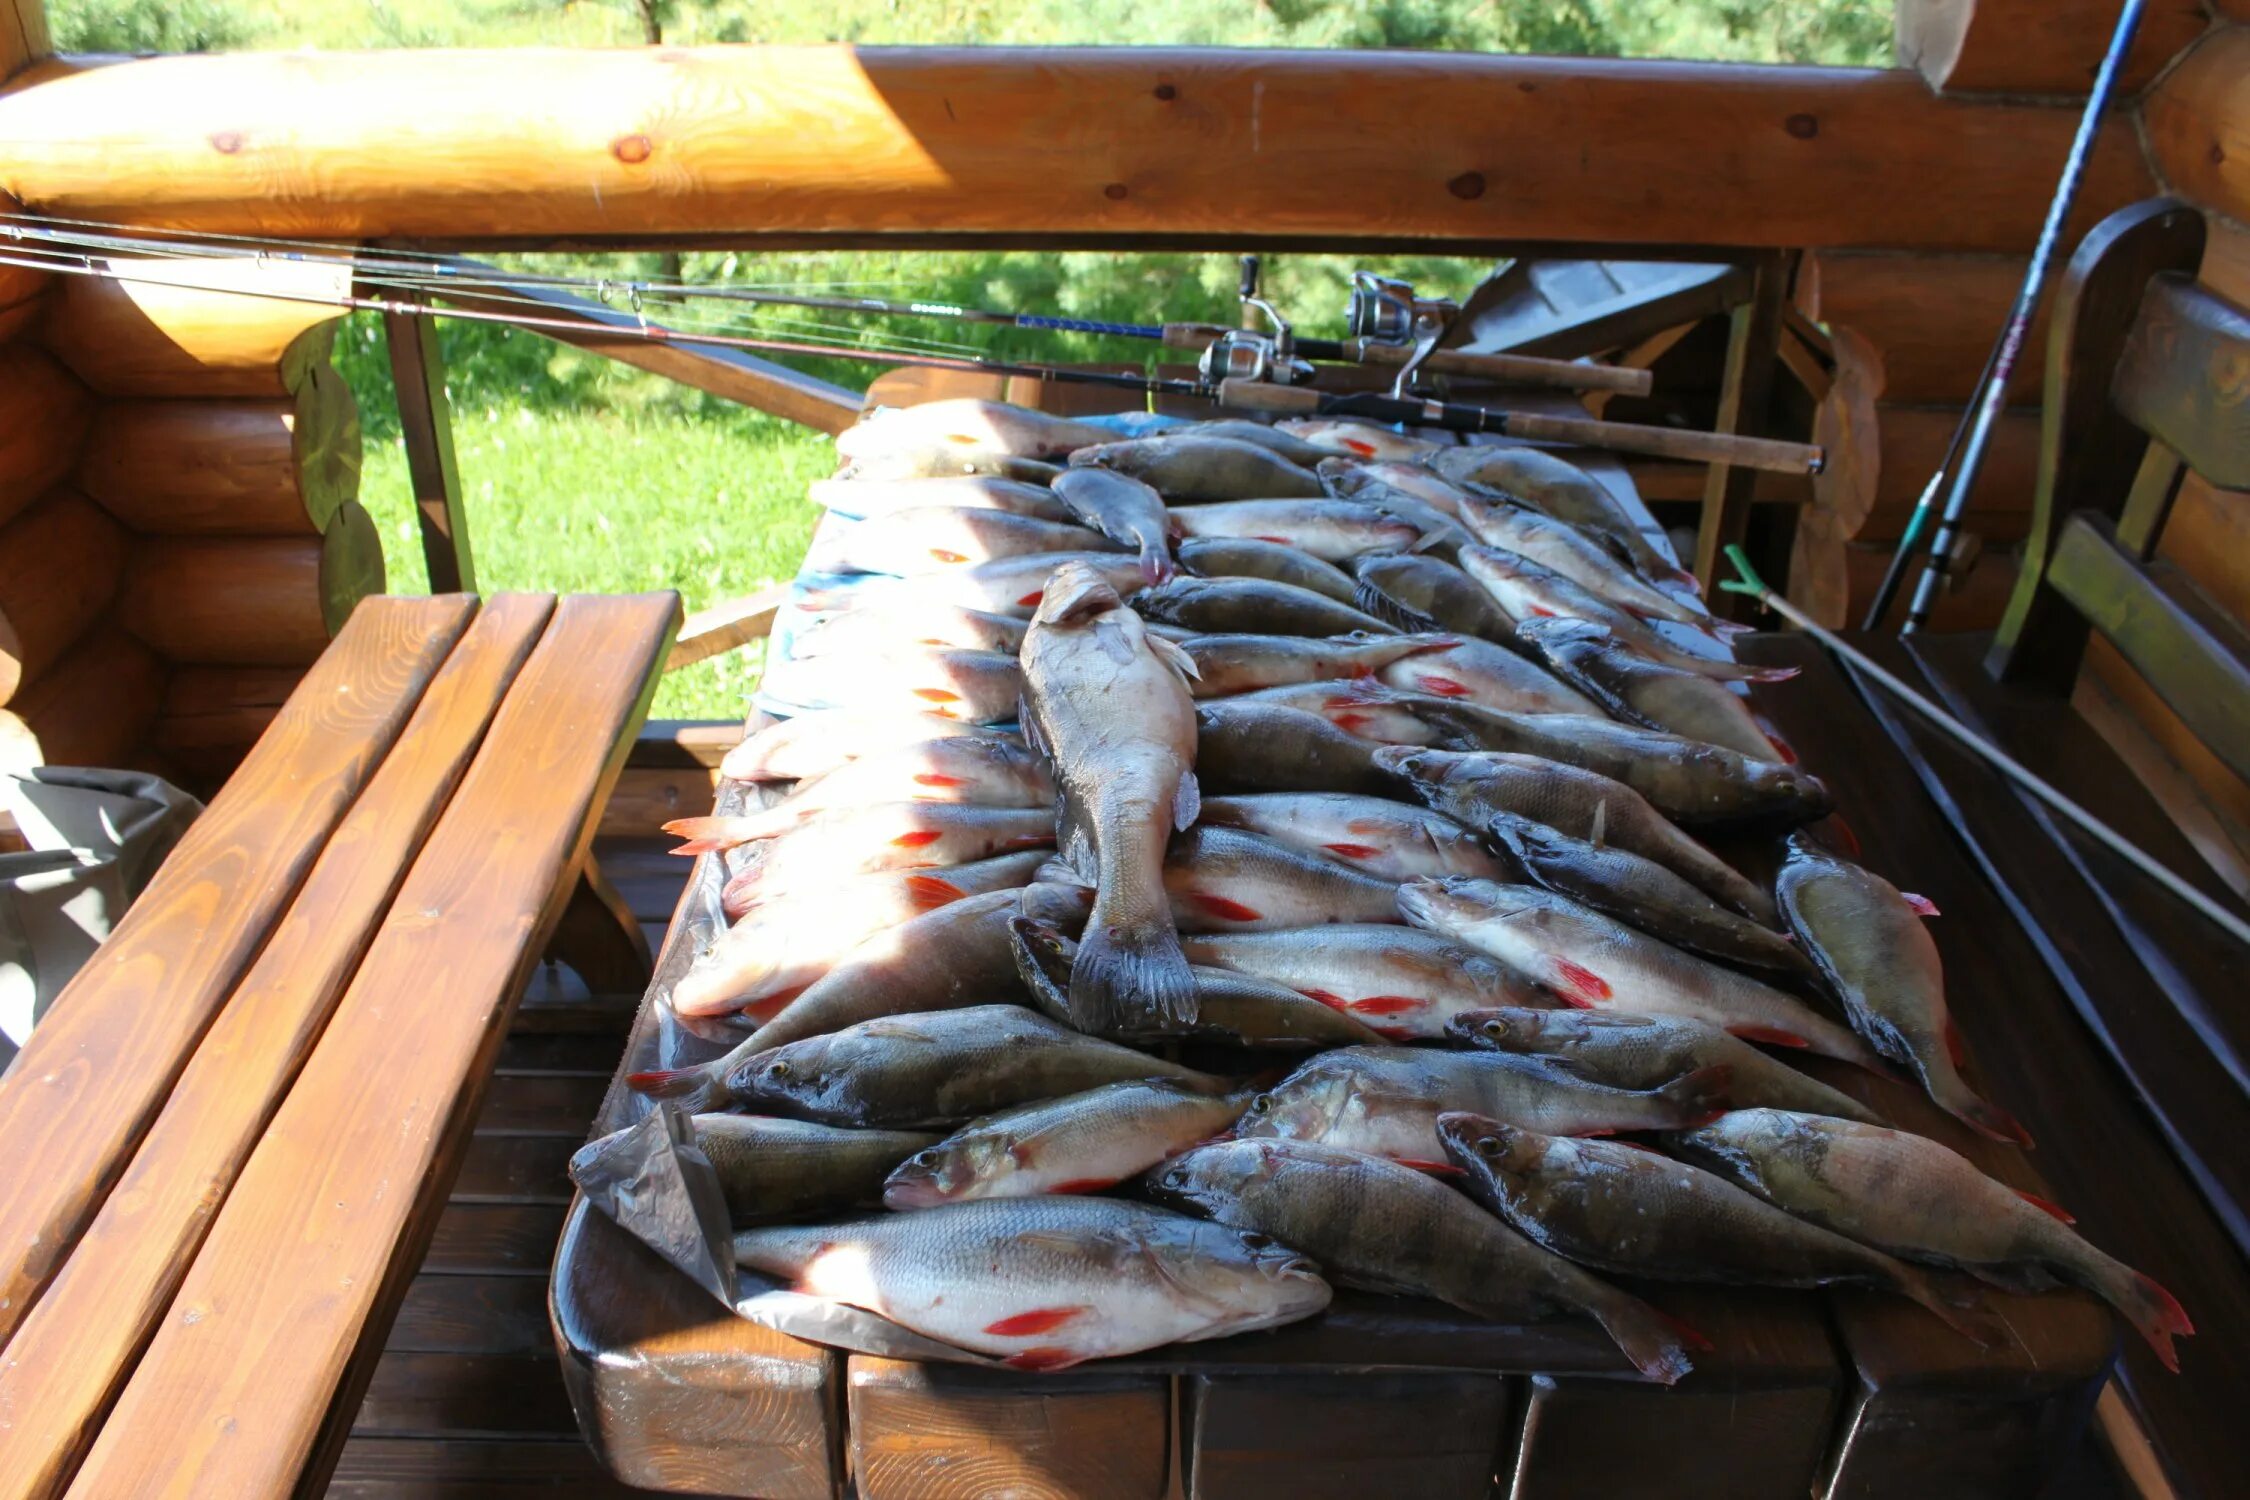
[52,0,1892,718]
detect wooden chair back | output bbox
[1989,198,2250,787]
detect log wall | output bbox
[0,255,379,782]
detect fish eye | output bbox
[1474,1136,1503,1160]
[1247,1096,1271,1115]
[910,1150,940,1168]
[765,1061,793,1081]
[1479,1020,1508,1039]
[1239,1232,1275,1251]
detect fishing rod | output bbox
[0,232,1821,473]
[1721,546,2250,949]
[0,214,1650,398]
[1865,0,2149,634]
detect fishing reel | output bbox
[1198,255,1315,387]
[1347,272,1460,398]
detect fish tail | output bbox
[2088,1261,2194,1372]
[1585,1286,1697,1385]
[662,816,754,854]
[1071,917,1200,1033]
[1928,1066,2036,1148]
[1657,1063,1735,1126]
[626,1065,717,1111]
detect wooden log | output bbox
[1808,324,1885,548]
[76,361,360,535]
[2146,26,2250,233]
[0,486,128,705]
[39,252,347,398]
[0,50,2153,254]
[1831,402,2043,543]
[4,622,166,769]
[1789,502,2021,631]
[0,1,48,84]
[150,666,307,781]
[117,500,385,666]
[1895,0,2210,94]
[0,342,92,529]
[0,285,46,345]
[847,1356,1170,1500]
[1186,1370,1510,1500]
[1811,251,2051,405]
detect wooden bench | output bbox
[1794,195,2250,1497]
[0,588,678,1499]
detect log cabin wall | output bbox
[0,255,381,785]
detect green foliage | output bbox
[50,0,260,52]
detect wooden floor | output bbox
[325,832,700,1499]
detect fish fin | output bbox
[1003,1346,1086,1371]
[1825,812,1864,859]
[1586,800,1608,849]
[1042,566,1121,624]
[1587,1291,1698,1384]
[1147,629,1202,688]
[1017,695,1049,759]
[1901,892,1941,918]
[1140,541,1176,586]
[661,816,750,854]
[2096,1267,2194,1373]
[626,1067,715,1111]
[2014,1189,2076,1225]
[1071,918,1200,1032]
[1353,579,1443,635]
[1947,1088,2036,1149]
[903,874,969,912]
[1406,673,1471,698]
[1745,664,1802,683]
[984,1306,1089,1337]
[667,837,733,857]
[1186,891,1264,924]
[1045,1178,1117,1195]
[1322,842,1384,859]
[1173,769,1202,832]
[1550,958,1613,1005]
[1658,1064,1735,1126]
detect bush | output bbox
[50,0,260,53]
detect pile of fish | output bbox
[589,397,2190,1379]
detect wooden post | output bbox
[382,296,475,594]
[1694,251,1791,618]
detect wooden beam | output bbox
[0,1,46,84]
[664,583,788,672]
[433,260,863,434]
[2146,26,2250,231]
[1895,0,2210,95]
[382,297,474,594]
[0,49,2153,253]
[1694,250,1789,618]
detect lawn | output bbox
[53,0,1892,719]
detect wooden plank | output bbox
[0,594,549,1500]
[421,1202,569,1276]
[629,719,739,770]
[388,1273,553,1356]
[382,298,474,595]
[64,592,678,1500]
[2111,273,2250,493]
[0,51,2154,253]
[665,584,787,672]
[599,761,717,838]
[452,1133,576,1205]
[1694,250,1789,619]
[2080,636,2250,891]
[1187,1370,1510,1500]
[2145,26,2250,232]
[352,1351,578,1438]
[1895,0,2209,94]
[327,1436,717,1499]
[434,261,863,434]
[1811,250,2048,405]
[849,1356,1170,1500]
[473,1072,609,1133]
[0,595,473,1351]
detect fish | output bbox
[1374,747,1777,922]
[1178,419,1333,467]
[1396,700,1833,826]
[717,802,1056,897]
[1352,553,1518,640]
[1514,617,1783,762]
[1050,466,1175,585]
[805,506,1119,576]
[1176,536,1361,604]
[1225,680,1444,746]
[1456,493,1704,625]
[1426,445,1692,589]
[1484,813,1807,974]
[1273,418,1443,463]
[577,1115,937,1225]
[1021,559,1205,1033]
[1070,434,1327,500]
[1149,1137,1693,1384]
[725,1003,1223,1129]
[883,1079,1249,1208]
[1177,632,1455,698]
[705,737,1051,847]
[1011,915,1386,1048]
[1449,1008,1885,1125]
[1170,499,1426,562]
[1397,878,1880,1069]
[840,399,1121,460]
[1458,545,1788,683]
[1182,925,1549,1042]
[808,474,1073,523]
[1164,824,1403,932]
[1669,1110,2193,1372]
[1131,575,1400,638]
[720,712,1013,783]
[1349,459,1483,518]
[1195,699,1403,798]
[1238,1045,1730,1166]
[733,1196,1332,1369]
[812,552,1149,620]
[1374,635,1603,717]
[722,845,1051,926]
[1437,1115,1988,1338]
[842,444,1064,484]
[1317,460,1478,554]
[758,646,1023,724]
[1197,792,1508,882]
[1774,836,2026,1144]
[793,603,1030,657]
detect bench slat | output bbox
[64,591,677,1500]
[0,594,552,1500]
[0,595,476,1353]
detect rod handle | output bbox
[1496,408,1824,476]
[1214,378,1324,415]
[1347,339,1652,396]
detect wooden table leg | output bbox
[380,287,475,595]
[544,854,654,994]
[1695,250,1792,617]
